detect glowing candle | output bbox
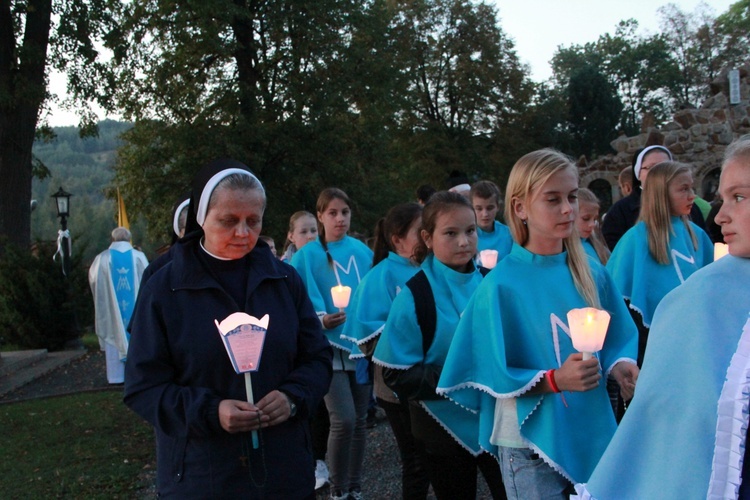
[331,285,352,311]
[479,249,499,269]
[714,243,729,261]
[567,307,611,360]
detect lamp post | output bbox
[51,187,72,276]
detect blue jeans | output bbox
[498,447,571,500]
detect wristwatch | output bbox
[283,392,298,417]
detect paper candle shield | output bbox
[331,285,352,309]
[479,249,499,269]
[215,312,269,374]
[567,307,610,354]
[714,243,729,261]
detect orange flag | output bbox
[117,188,130,230]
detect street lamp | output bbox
[51,186,72,276]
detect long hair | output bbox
[412,191,474,264]
[372,203,423,266]
[504,148,600,308]
[577,188,611,265]
[316,188,352,267]
[283,210,315,254]
[639,161,698,264]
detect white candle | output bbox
[567,307,611,360]
[479,249,499,269]
[331,285,352,311]
[714,243,729,261]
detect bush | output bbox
[0,240,91,351]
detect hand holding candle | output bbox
[567,307,611,360]
[331,285,352,312]
[714,242,729,261]
[479,249,499,269]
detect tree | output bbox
[567,64,623,158]
[103,0,533,242]
[0,0,115,252]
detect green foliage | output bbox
[567,65,623,158]
[0,242,90,351]
[0,391,155,497]
[102,0,535,246]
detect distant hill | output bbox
[31,120,155,263]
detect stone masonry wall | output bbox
[579,63,750,205]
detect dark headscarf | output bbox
[183,159,261,236]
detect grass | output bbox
[0,391,155,498]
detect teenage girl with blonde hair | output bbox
[438,149,639,498]
[607,161,713,366]
[576,188,610,265]
[281,211,318,262]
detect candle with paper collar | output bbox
[479,249,499,269]
[567,307,610,360]
[714,242,729,261]
[331,285,352,311]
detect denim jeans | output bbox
[324,370,372,493]
[498,447,571,500]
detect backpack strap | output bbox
[405,271,436,357]
[406,266,490,357]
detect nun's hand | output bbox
[255,390,292,427]
[218,399,268,433]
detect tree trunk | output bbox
[0,0,52,252]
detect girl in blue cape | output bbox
[606,161,713,366]
[577,135,750,500]
[340,202,430,499]
[291,188,373,500]
[373,191,506,500]
[437,149,639,498]
[576,188,610,265]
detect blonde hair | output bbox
[283,210,315,253]
[639,161,698,264]
[504,149,600,307]
[577,188,611,265]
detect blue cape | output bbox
[477,220,514,257]
[373,254,486,454]
[438,243,638,483]
[291,236,373,351]
[579,256,750,499]
[606,218,713,327]
[340,252,419,359]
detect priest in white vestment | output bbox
[88,227,148,384]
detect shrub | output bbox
[0,240,91,351]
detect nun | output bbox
[124,159,332,498]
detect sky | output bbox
[495,0,736,81]
[47,0,737,126]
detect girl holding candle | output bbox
[291,188,373,500]
[341,202,430,499]
[606,161,713,366]
[577,137,750,499]
[281,211,318,262]
[437,149,639,498]
[576,188,610,265]
[373,191,506,500]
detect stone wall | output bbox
[579,63,750,207]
